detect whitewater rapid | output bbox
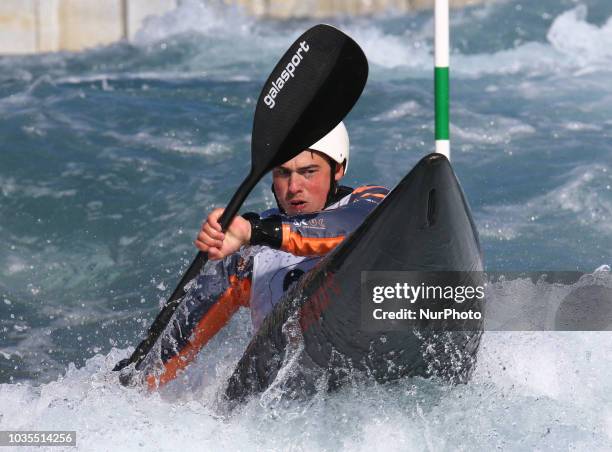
[1,0,611,450]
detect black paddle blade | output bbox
[252,24,368,173]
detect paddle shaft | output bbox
[114,172,257,369]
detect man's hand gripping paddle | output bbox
[114,24,368,374]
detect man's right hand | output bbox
[195,208,251,260]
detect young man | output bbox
[144,122,388,388]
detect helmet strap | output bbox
[324,160,339,209]
[271,183,286,215]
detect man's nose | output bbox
[287,173,302,193]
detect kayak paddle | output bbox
[114,24,368,372]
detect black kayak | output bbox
[224,153,484,405]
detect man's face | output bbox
[272,150,344,215]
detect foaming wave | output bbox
[6,2,604,82]
[337,5,612,77]
[3,322,612,450]
[475,268,612,404]
[347,25,431,71]
[455,5,612,77]
[371,100,426,121]
[0,176,77,199]
[350,4,612,77]
[549,165,612,227]
[4,2,612,82]
[478,163,612,240]
[474,330,612,405]
[104,129,236,159]
[132,0,255,45]
[453,41,562,77]
[55,72,209,86]
[547,5,612,66]
[562,121,603,132]
[0,75,55,113]
[452,112,536,146]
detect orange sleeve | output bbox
[280,223,345,256]
[147,275,251,389]
[277,186,388,257]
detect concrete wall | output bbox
[0,0,177,55]
[58,0,124,51]
[0,0,487,55]
[0,0,38,54]
[37,0,61,53]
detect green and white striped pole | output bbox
[435,0,450,159]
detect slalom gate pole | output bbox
[435,0,450,159]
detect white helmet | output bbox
[308,121,350,173]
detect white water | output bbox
[1,0,611,450]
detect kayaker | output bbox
[145,122,389,388]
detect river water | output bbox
[0,0,611,450]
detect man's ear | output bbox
[334,161,345,182]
